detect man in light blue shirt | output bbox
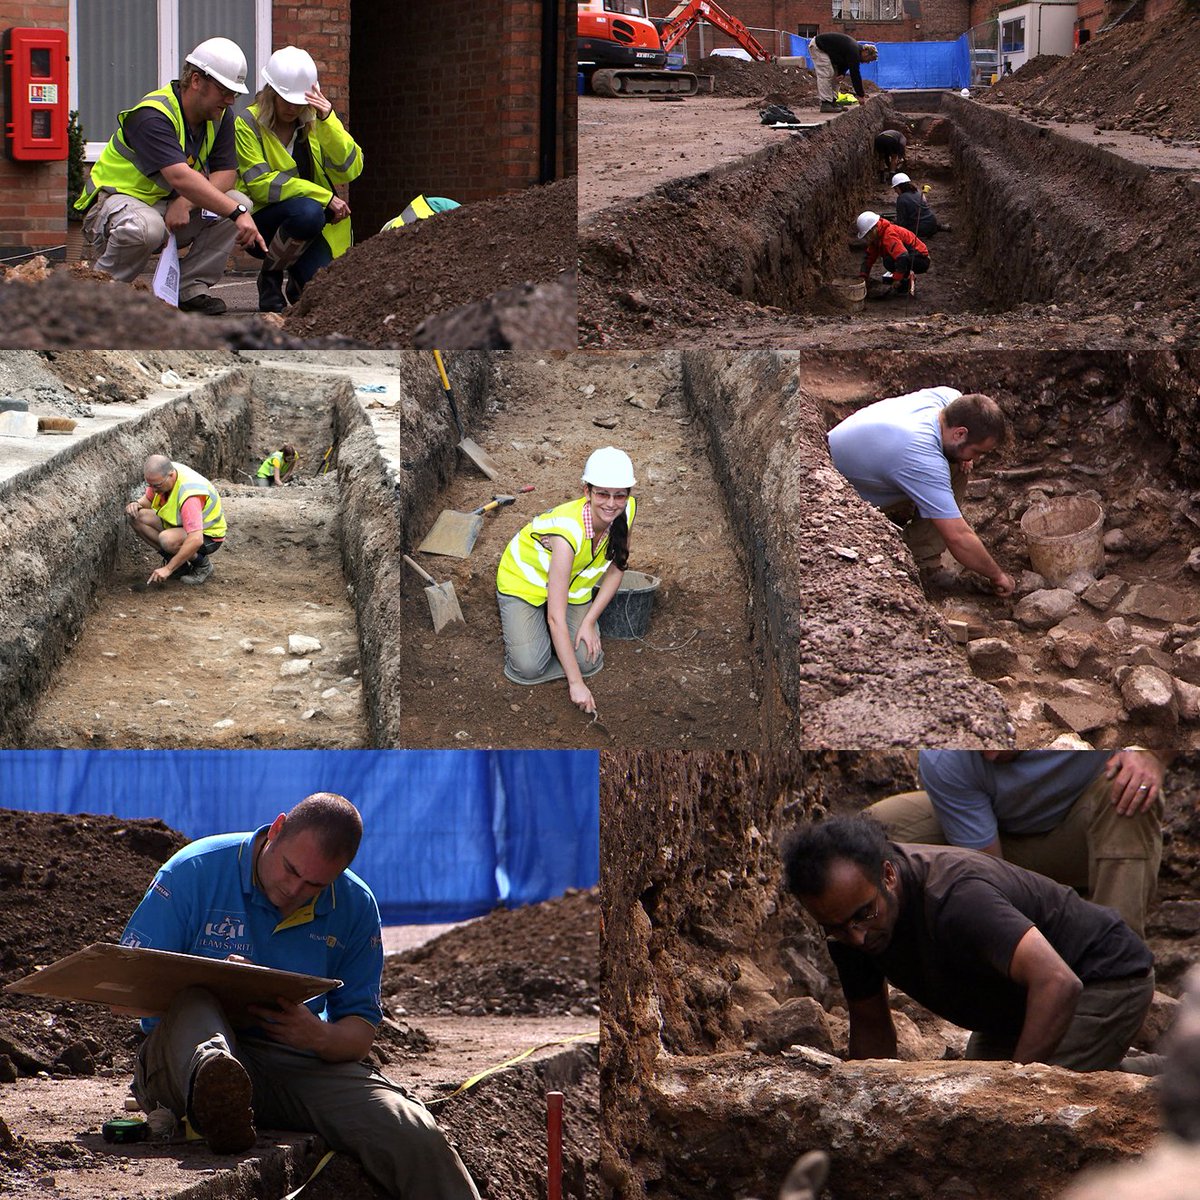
[865,749,1166,937]
[827,388,1015,595]
[121,792,479,1200]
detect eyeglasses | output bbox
[820,892,882,941]
[589,489,629,503]
[202,74,238,102]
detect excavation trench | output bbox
[579,94,1200,349]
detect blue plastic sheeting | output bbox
[0,750,599,923]
[793,36,970,91]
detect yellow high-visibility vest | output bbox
[152,462,227,538]
[75,85,221,212]
[235,104,363,259]
[496,496,636,605]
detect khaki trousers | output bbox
[965,972,1155,1070]
[134,987,480,1200]
[881,463,968,568]
[83,188,250,301]
[496,591,603,685]
[809,47,838,102]
[865,770,1163,937]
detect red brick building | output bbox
[0,1,574,264]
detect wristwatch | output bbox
[229,203,249,220]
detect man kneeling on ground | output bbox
[120,792,481,1199]
[782,814,1155,1071]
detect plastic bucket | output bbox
[598,570,660,640]
[829,278,866,310]
[1020,496,1105,585]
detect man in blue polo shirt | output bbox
[827,387,1015,595]
[120,792,479,1200]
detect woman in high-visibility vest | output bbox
[495,448,637,715]
[235,46,364,312]
[254,444,299,486]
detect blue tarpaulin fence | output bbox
[0,750,599,923]
[789,34,971,91]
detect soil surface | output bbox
[286,179,577,347]
[695,54,821,103]
[0,809,599,1199]
[980,8,1200,143]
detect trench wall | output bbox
[333,354,491,746]
[0,374,253,745]
[679,351,1011,747]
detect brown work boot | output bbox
[188,1054,256,1154]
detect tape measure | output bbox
[102,1117,149,1144]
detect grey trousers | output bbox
[964,971,1155,1070]
[496,591,603,685]
[83,188,250,300]
[810,46,838,102]
[134,986,480,1200]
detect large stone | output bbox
[287,634,322,655]
[1128,645,1174,673]
[56,1040,95,1076]
[1015,589,1078,630]
[1174,676,1200,722]
[1014,571,1047,597]
[1119,665,1178,725]
[748,997,834,1055]
[1115,584,1200,626]
[279,659,312,677]
[1045,628,1098,672]
[1173,639,1200,685]
[1082,575,1128,611]
[966,638,1018,679]
[1043,694,1121,734]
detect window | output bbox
[70,0,269,158]
[796,23,820,36]
[1001,16,1026,53]
[605,0,648,14]
[832,0,903,20]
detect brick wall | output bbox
[270,3,351,115]
[350,0,574,237]
[0,0,69,262]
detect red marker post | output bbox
[547,1091,564,1200]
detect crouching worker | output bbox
[495,447,636,715]
[235,47,364,312]
[891,174,949,237]
[782,814,1156,1072]
[119,792,481,1198]
[125,454,226,586]
[75,38,267,314]
[255,444,299,486]
[856,210,929,298]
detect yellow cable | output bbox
[281,1149,336,1200]
[427,1031,598,1106]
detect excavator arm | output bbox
[657,0,774,60]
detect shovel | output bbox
[402,555,465,633]
[417,494,515,559]
[432,350,500,481]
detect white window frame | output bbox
[70,0,272,159]
[832,0,903,20]
[1001,15,1026,52]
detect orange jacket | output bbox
[861,218,928,274]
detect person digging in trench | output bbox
[495,446,636,716]
[118,792,481,1199]
[891,173,950,238]
[827,387,1015,595]
[809,34,877,114]
[75,37,267,314]
[125,454,226,586]
[874,129,907,174]
[855,210,929,299]
[782,814,1158,1073]
[865,749,1168,940]
[235,46,364,312]
[254,443,299,487]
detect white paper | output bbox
[153,233,180,307]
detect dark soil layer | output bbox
[696,54,818,103]
[600,750,1200,1200]
[981,8,1200,142]
[286,179,577,346]
[385,890,600,1018]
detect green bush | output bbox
[67,109,84,214]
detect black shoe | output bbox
[189,1054,256,1154]
[284,274,303,306]
[180,555,213,585]
[257,268,286,313]
[819,101,840,113]
[179,293,227,316]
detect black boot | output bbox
[257,267,286,313]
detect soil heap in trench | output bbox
[694,54,819,104]
[979,5,1200,142]
[284,177,577,346]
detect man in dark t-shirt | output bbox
[810,34,878,112]
[781,815,1154,1070]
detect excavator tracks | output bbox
[590,68,700,97]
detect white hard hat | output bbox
[185,37,249,94]
[582,447,636,489]
[891,172,911,187]
[855,211,881,239]
[262,46,319,104]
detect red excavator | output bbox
[579,0,774,97]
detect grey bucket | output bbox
[598,570,660,640]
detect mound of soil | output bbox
[695,55,818,103]
[981,8,1200,141]
[285,178,577,346]
[384,889,600,1018]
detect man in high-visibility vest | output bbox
[75,38,267,315]
[125,455,227,586]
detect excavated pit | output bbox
[579,94,1200,349]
